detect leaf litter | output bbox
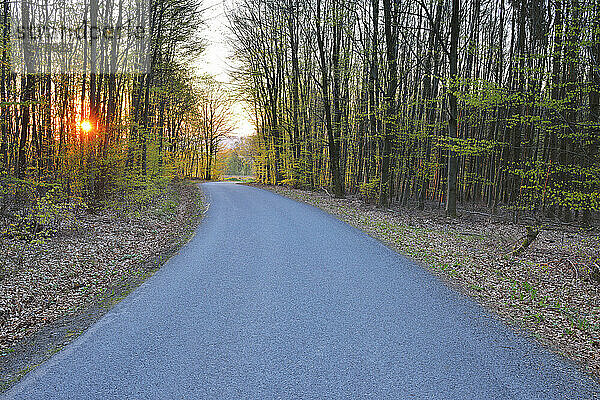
[0,181,205,390]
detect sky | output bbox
[194,0,255,139]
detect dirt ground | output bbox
[0,180,205,390]
[259,184,600,381]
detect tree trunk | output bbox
[16,0,36,179]
[379,0,398,207]
[446,0,460,217]
[316,0,345,198]
[0,0,9,171]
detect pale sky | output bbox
[194,0,255,139]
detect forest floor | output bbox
[256,184,600,381]
[0,180,206,391]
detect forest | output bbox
[3,0,598,226]
[1,0,600,392]
[0,0,235,240]
[230,0,600,223]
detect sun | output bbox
[80,120,92,133]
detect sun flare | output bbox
[80,120,92,133]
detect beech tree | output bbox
[0,0,206,211]
[196,77,236,180]
[229,0,600,224]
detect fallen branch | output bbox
[459,231,482,236]
[568,259,579,282]
[459,209,494,218]
[512,226,540,256]
[591,263,600,284]
[320,186,332,198]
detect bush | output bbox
[280,178,301,189]
[360,179,380,203]
[104,171,176,219]
[0,174,80,241]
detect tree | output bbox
[446,0,460,217]
[2,0,206,207]
[228,0,600,224]
[196,77,235,180]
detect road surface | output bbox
[4,183,599,399]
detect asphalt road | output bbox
[4,183,599,399]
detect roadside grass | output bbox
[260,184,600,380]
[0,364,40,393]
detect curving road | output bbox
[4,183,599,399]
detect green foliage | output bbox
[509,160,600,213]
[280,178,301,188]
[359,179,380,203]
[438,136,499,157]
[0,174,80,242]
[106,171,174,217]
[225,151,252,176]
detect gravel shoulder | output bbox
[256,184,600,381]
[0,180,206,392]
